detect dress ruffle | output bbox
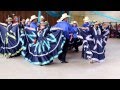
[21,27,66,66]
[0,24,22,57]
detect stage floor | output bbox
[0,38,120,79]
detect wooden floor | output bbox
[0,38,120,79]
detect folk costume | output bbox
[20,21,65,66]
[0,17,22,57]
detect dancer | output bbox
[40,16,45,23]
[53,13,73,63]
[21,21,65,66]
[25,18,31,27]
[70,21,83,52]
[0,17,22,57]
[19,18,26,29]
[82,16,91,28]
[89,22,110,63]
[78,16,93,59]
[30,15,38,30]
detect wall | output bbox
[84,11,120,23]
[0,11,38,23]
[70,11,120,26]
[70,11,85,26]
[0,11,68,26]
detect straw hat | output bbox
[6,17,13,22]
[72,21,78,24]
[71,21,78,25]
[25,18,30,24]
[40,16,44,19]
[83,16,90,22]
[57,19,62,22]
[57,13,70,22]
[95,21,100,25]
[92,20,96,23]
[30,15,38,22]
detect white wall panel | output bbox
[71,11,120,23]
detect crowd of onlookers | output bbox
[109,22,120,38]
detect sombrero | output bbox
[83,16,90,22]
[30,15,38,22]
[57,13,70,22]
[6,17,13,22]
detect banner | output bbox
[46,11,65,18]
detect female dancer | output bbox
[21,21,66,66]
[0,17,22,57]
[89,22,110,63]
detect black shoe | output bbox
[50,60,53,63]
[75,50,79,52]
[61,61,68,63]
[8,56,13,58]
[58,58,62,61]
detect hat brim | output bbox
[57,19,62,22]
[84,20,90,22]
[30,17,38,22]
[41,17,44,19]
[95,23,99,25]
[6,19,13,22]
[59,16,70,22]
[40,21,47,26]
[73,21,78,24]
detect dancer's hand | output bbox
[34,39,37,44]
[69,34,73,41]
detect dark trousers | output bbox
[58,39,69,62]
[118,32,120,38]
[73,38,79,51]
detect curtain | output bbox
[46,11,65,18]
